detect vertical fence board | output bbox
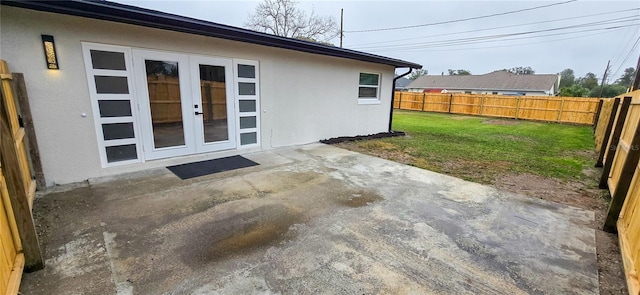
[12,74,45,191]
[600,97,632,188]
[593,99,604,130]
[595,99,616,154]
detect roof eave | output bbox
[2,0,422,69]
[412,87,553,92]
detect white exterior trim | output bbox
[233,59,261,148]
[81,42,144,167]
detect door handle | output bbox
[195,111,203,115]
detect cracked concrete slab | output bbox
[22,143,597,294]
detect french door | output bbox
[133,50,236,160]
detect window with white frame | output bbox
[358,72,380,102]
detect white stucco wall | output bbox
[0,6,396,186]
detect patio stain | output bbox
[183,204,304,264]
[180,183,382,265]
[334,190,384,207]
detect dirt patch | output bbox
[483,119,520,125]
[493,134,534,142]
[438,159,511,184]
[335,141,417,166]
[494,171,626,295]
[494,174,600,211]
[448,115,479,120]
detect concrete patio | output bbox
[21,144,598,294]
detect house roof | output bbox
[408,71,559,92]
[395,77,411,88]
[2,0,422,69]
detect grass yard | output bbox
[339,110,594,184]
[336,110,628,294]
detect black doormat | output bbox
[167,155,259,180]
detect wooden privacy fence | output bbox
[0,60,44,294]
[394,92,601,125]
[593,89,640,294]
[147,76,227,123]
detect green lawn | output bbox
[338,110,596,184]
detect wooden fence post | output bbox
[596,97,621,167]
[479,94,485,115]
[421,93,426,111]
[398,92,403,110]
[448,93,453,114]
[599,97,631,188]
[557,98,565,123]
[593,99,604,132]
[515,96,521,119]
[12,74,45,190]
[603,115,640,232]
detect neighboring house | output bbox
[0,1,421,186]
[395,77,411,91]
[407,70,560,96]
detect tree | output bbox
[579,72,599,90]
[559,84,589,97]
[615,67,636,88]
[505,66,535,75]
[558,68,575,89]
[408,69,429,80]
[245,0,338,42]
[447,69,471,75]
[589,85,627,98]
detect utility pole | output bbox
[340,8,344,48]
[631,54,640,91]
[598,60,610,98]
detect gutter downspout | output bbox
[389,68,413,132]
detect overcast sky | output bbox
[115,0,639,81]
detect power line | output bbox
[353,18,639,50]
[609,10,640,78]
[610,35,640,79]
[344,0,578,33]
[610,25,639,65]
[365,25,635,53]
[365,29,621,53]
[351,18,640,51]
[348,8,639,48]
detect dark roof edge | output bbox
[3,0,422,69]
[412,87,554,92]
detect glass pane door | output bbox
[199,65,228,143]
[191,56,236,153]
[145,60,186,148]
[133,49,195,160]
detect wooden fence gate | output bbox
[0,60,43,294]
